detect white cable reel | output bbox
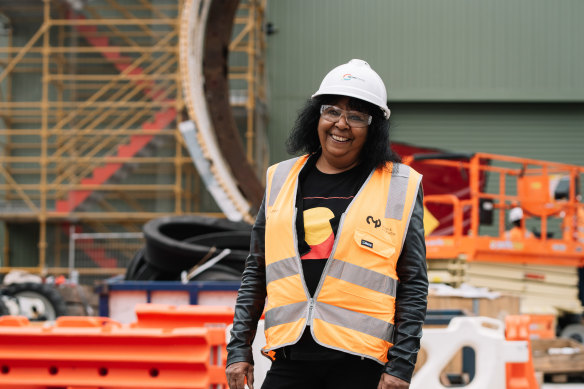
[312,59,391,119]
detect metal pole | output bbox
[38,0,51,274]
[68,224,76,278]
[174,7,183,214]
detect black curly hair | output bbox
[285,94,400,172]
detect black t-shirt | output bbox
[288,155,370,360]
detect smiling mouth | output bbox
[331,134,350,142]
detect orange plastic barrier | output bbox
[131,303,235,328]
[0,305,231,389]
[505,315,538,389]
[527,314,556,339]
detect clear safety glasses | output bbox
[320,105,372,128]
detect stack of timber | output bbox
[427,259,582,315]
[427,258,467,286]
[427,290,520,322]
[467,262,582,314]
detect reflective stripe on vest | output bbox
[386,162,409,220]
[267,157,300,208]
[262,157,422,364]
[263,156,310,351]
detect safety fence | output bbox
[0,304,232,389]
[67,230,144,285]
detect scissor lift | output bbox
[404,152,584,267]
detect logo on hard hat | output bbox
[342,73,364,82]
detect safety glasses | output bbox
[320,105,372,128]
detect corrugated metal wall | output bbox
[265,0,584,163]
[390,103,584,165]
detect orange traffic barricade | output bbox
[131,303,235,328]
[527,314,556,339]
[505,315,538,389]
[0,304,233,389]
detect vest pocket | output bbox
[353,229,395,259]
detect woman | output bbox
[226,59,428,389]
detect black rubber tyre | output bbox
[125,250,244,281]
[185,230,251,249]
[143,215,251,273]
[125,249,182,281]
[560,323,584,344]
[185,231,250,274]
[125,248,148,280]
[191,263,242,281]
[126,253,243,282]
[0,296,10,316]
[4,283,68,321]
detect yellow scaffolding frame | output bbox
[0,0,267,278]
[230,0,268,168]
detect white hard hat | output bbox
[312,59,391,119]
[509,207,524,223]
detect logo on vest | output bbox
[382,225,397,237]
[366,216,381,228]
[361,239,374,249]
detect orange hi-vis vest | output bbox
[504,226,534,240]
[262,155,422,364]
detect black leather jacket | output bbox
[227,185,428,383]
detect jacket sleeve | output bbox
[226,195,268,367]
[384,187,428,382]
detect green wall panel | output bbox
[390,103,584,165]
[266,0,584,102]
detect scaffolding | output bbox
[230,0,269,173]
[0,0,268,279]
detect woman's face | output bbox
[316,96,369,173]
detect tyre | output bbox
[185,231,250,274]
[185,230,251,250]
[125,249,182,281]
[143,215,251,273]
[125,248,148,280]
[190,263,242,281]
[0,296,10,316]
[3,283,68,321]
[126,251,243,281]
[560,323,584,344]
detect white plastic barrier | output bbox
[411,317,529,389]
[226,320,271,389]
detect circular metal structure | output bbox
[180,0,264,222]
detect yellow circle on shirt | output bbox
[303,207,334,245]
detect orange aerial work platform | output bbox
[403,152,584,267]
[0,304,232,389]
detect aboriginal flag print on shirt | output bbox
[301,207,335,260]
[296,156,370,297]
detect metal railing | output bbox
[67,229,145,284]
